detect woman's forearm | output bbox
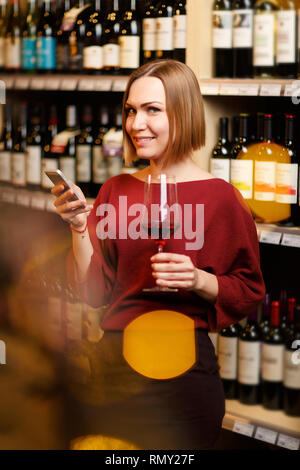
[192,269,219,304]
[71,229,94,281]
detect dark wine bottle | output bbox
[142,0,158,64]
[41,104,59,192]
[232,0,254,78]
[255,112,265,143]
[92,104,110,195]
[11,104,27,188]
[26,104,43,191]
[56,0,73,73]
[238,310,261,405]
[210,117,231,182]
[259,292,271,337]
[218,323,242,399]
[283,305,300,417]
[279,288,288,331]
[155,0,173,60]
[212,0,233,78]
[231,113,251,159]
[21,0,39,72]
[0,0,7,71]
[276,0,297,78]
[4,0,22,72]
[253,0,279,78]
[119,0,141,74]
[76,104,93,197]
[282,297,296,345]
[103,0,121,73]
[36,0,57,73]
[83,0,104,74]
[173,0,186,63]
[0,103,13,187]
[261,300,284,410]
[70,0,93,73]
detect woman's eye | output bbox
[148,107,160,113]
[126,108,136,115]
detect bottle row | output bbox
[213,0,300,79]
[210,112,300,226]
[0,101,148,199]
[209,290,300,417]
[0,0,186,75]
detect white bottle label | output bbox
[59,157,76,182]
[212,11,233,49]
[218,336,238,380]
[5,37,21,68]
[107,155,122,178]
[66,301,82,341]
[156,17,173,51]
[142,18,156,51]
[233,9,254,48]
[173,14,187,49]
[93,145,107,184]
[210,158,230,183]
[230,159,253,199]
[11,152,26,186]
[0,151,11,182]
[119,36,140,69]
[41,158,58,188]
[83,45,103,69]
[275,163,298,204]
[238,339,261,385]
[254,161,276,201]
[253,13,275,66]
[0,37,5,67]
[103,43,120,67]
[26,146,41,185]
[276,10,296,64]
[284,350,300,389]
[76,145,91,182]
[262,343,284,382]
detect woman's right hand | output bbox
[51,182,93,230]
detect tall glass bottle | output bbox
[155,0,174,59]
[232,0,254,77]
[0,0,8,71]
[119,0,141,74]
[212,0,233,78]
[36,0,57,73]
[11,104,27,188]
[21,0,39,72]
[41,105,59,192]
[4,0,22,72]
[142,0,158,64]
[276,0,297,78]
[26,104,43,191]
[173,0,186,63]
[76,104,93,198]
[259,292,271,337]
[83,0,104,74]
[253,0,279,78]
[210,117,231,183]
[218,323,242,399]
[282,297,296,344]
[103,0,121,73]
[92,104,110,196]
[69,0,93,73]
[283,305,300,417]
[56,0,73,73]
[0,103,13,186]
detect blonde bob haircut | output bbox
[122,59,206,169]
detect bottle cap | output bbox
[271,301,280,327]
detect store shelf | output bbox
[256,223,300,249]
[223,399,300,450]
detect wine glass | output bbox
[142,173,180,292]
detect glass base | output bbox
[143,287,178,292]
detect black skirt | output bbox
[62,328,225,450]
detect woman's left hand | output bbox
[151,252,200,291]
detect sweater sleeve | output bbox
[66,181,116,308]
[206,185,266,331]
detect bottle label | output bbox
[26,145,41,185]
[21,38,37,70]
[254,161,276,201]
[210,158,230,183]
[142,18,156,51]
[36,37,56,69]
[106,155,122,178]
[83,45,103,70]
[51,130,80,154]
[212,11,233,49]
[119,36,140,69]
[275,163,298,204]
[253,13,275,66]
[276,10,296,64]
[233,9,253,48]
[0,151,11,182]
[93,145,107,184]
[173,14,187,49]
[66,301,82,341]
[56,43,69,70]
[218,336,238,380]
[156,17,173,51]
[261,343,284,382]
[0,37,4,67]
[41,157,58,188]
[283,350,300,389]
[103,43,120,67]
[230,159,253,199]
[69,37,83,70]
[5,37,21,68]
[61,5,91,32]
[11,152,26,186]
[238,339,261,385]
[59,157,76,182]
[76,145,91,182]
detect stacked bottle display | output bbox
[210,112,300,225]
[0,101,148,198]
[215,291,300,417]
[212,0,300,79]
[0,0,186,75]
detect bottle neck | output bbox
[219,118,229,142]
[271,301,280,328]
[284,116,295,147]
[264,115,274,142]
[239,115,249,141]
[66,106,77,128]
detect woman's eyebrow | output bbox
[125,101,164,108]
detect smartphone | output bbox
[45,169,85,204]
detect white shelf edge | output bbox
[198,78,300,97]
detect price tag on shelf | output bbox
[254,426,277,445]
[281,233,300,248]
[284,82,300,97]
[93,79,112,91]
[78,79,95,91]
[46,78,61,90]
[200,83,219,95]
[219,83,259,96]
[233,421,255,438]
[31,78,45,90]
[112,78,128,92]
[260,84,282,97]
[4,77,15,89]
[60,78,78,91]
[16,190,31,207]
[2,188,16,203]
[31,193,46,210]
[260,230,282,245]
[277,434,300,451]
[15,77,30,89]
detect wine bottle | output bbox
[261,300,284,410]
[282,297,296,344]
[173,0,186,63]
[92,104,110,196]
[103,105,123,179]
[255,112,265,142]
[279,288,289,331]
[56,0,73,73]
[155,0,174,60]
[142,0,158,64]
[230,115,240,152]
[21,0,39,72]
[76,104,93,197]
[232,0,254,78]
[238,310,262,405]
[0,103,13,186]
[41,105,59,191]
[11,104,27,188]
[253,0,279,78]
[230,113,254,200]
[26,104,43,191]
[0,0,8,71]
[212,0,233,78]
[102,0,121,73]
[283,305,300,417]
[210,117,231,183]
[119,0,141,74]
[218,323,242,399]
[36,0,57,73]
[83,0,104,74]
[276,0,297,78]
[4,0,22,72]
[70,0,93,73]
[259,292,271,336]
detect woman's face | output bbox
[125,76,170,164]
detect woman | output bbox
[52,60,265,450]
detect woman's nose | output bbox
[132,112,147,130]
